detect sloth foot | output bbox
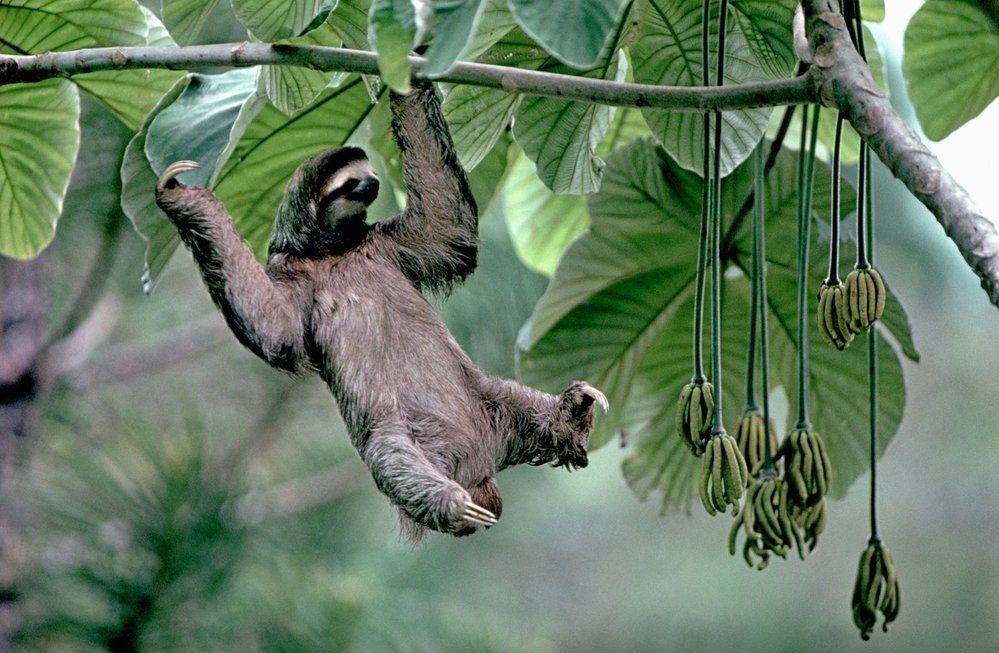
[461,500,498,528]
[157,160,201,191]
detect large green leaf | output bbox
[441,29,544,169]
[729,0,796,78]
[503,152,589,276]
[0,0,147,54]
[259,13,343,115]
[903,0,999,141]
[121,70,263,288]
[631,0,774,177]
[145,69,264,188]
[119,76,185,289]
[232,0,324,40]
[518,139,916,508]
[596,107,652,157]
[421,0,487,76]
[461,0,517,61]
[368,0,416,92]
[512,53,624,194]
[213,78,376,256]
[0,80,80,259]
[72,7,185,131]
[0,0,173,131]
[161,0,223,45]
[330,0,372,49]
[507,0,629,69]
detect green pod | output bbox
[845,267,887,331]
[676,380,714,456]
[817,281,854,350]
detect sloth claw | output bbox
[157,160,201,190]
[462,500,498,527]
[580,383,609,413]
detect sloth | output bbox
[154,81,607,539]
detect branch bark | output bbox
[0,43,817,111]
[803,0,999,306]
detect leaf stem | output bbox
[827,115,845,283]
[710,0,730,433]
[795,105,821,430]
[692,0,713,382]
[752,141,775,470]
[851,0,879,541]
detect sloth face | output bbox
[270,146,380,258]
[315,156,380,226]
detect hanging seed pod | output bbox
[698,433,748,516]
[734,409,778,477]
[817,280,854,350]
[780,428,832,507]
[851,540,902,640]
[728,476,805,569]
[676,379,714,456]
[791,498,828,553]
[844,266,887,332]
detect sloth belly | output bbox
[310,258,493,471]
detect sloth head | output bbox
[269,146,380,258]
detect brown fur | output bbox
[155,82,601,539]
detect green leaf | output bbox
[461,0,517,61]
[260,13,343,115]
[120,70,264,288]
[631,0,774,177]
[213,78,375,256]
[145,69,264,188]
[0,80,80,259]
[504,152,589,276]
[513,52,625,194]
[508,0,629,69]
[596,107,652,157]
[330,0,372,49]
[161,0,223,45]
[444,85,522,170]
[232,0,324,40]
[422,0,487,76]
[72,7,185,130]
[466,132,513,214]
[442,29,547,169]
[519,139,915,505]
[368,0,416,92]
[729,0,797,77]
[121,79,190,290]
[860,0,884,22]
[0,0,148,54]
[903,0,999,140]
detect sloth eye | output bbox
[336,178,359,195]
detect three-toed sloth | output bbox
[155,81,606,540]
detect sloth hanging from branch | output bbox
[154,81,607,540]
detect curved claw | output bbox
[462,500,498,527]
[157,160,201,190]
[580,383,609,414]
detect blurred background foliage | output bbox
[1,1,996,652]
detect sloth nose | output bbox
[354,176,379,203]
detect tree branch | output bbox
[0,43,817,111]
[803,0,999,307]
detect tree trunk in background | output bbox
[0,255,47,643]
